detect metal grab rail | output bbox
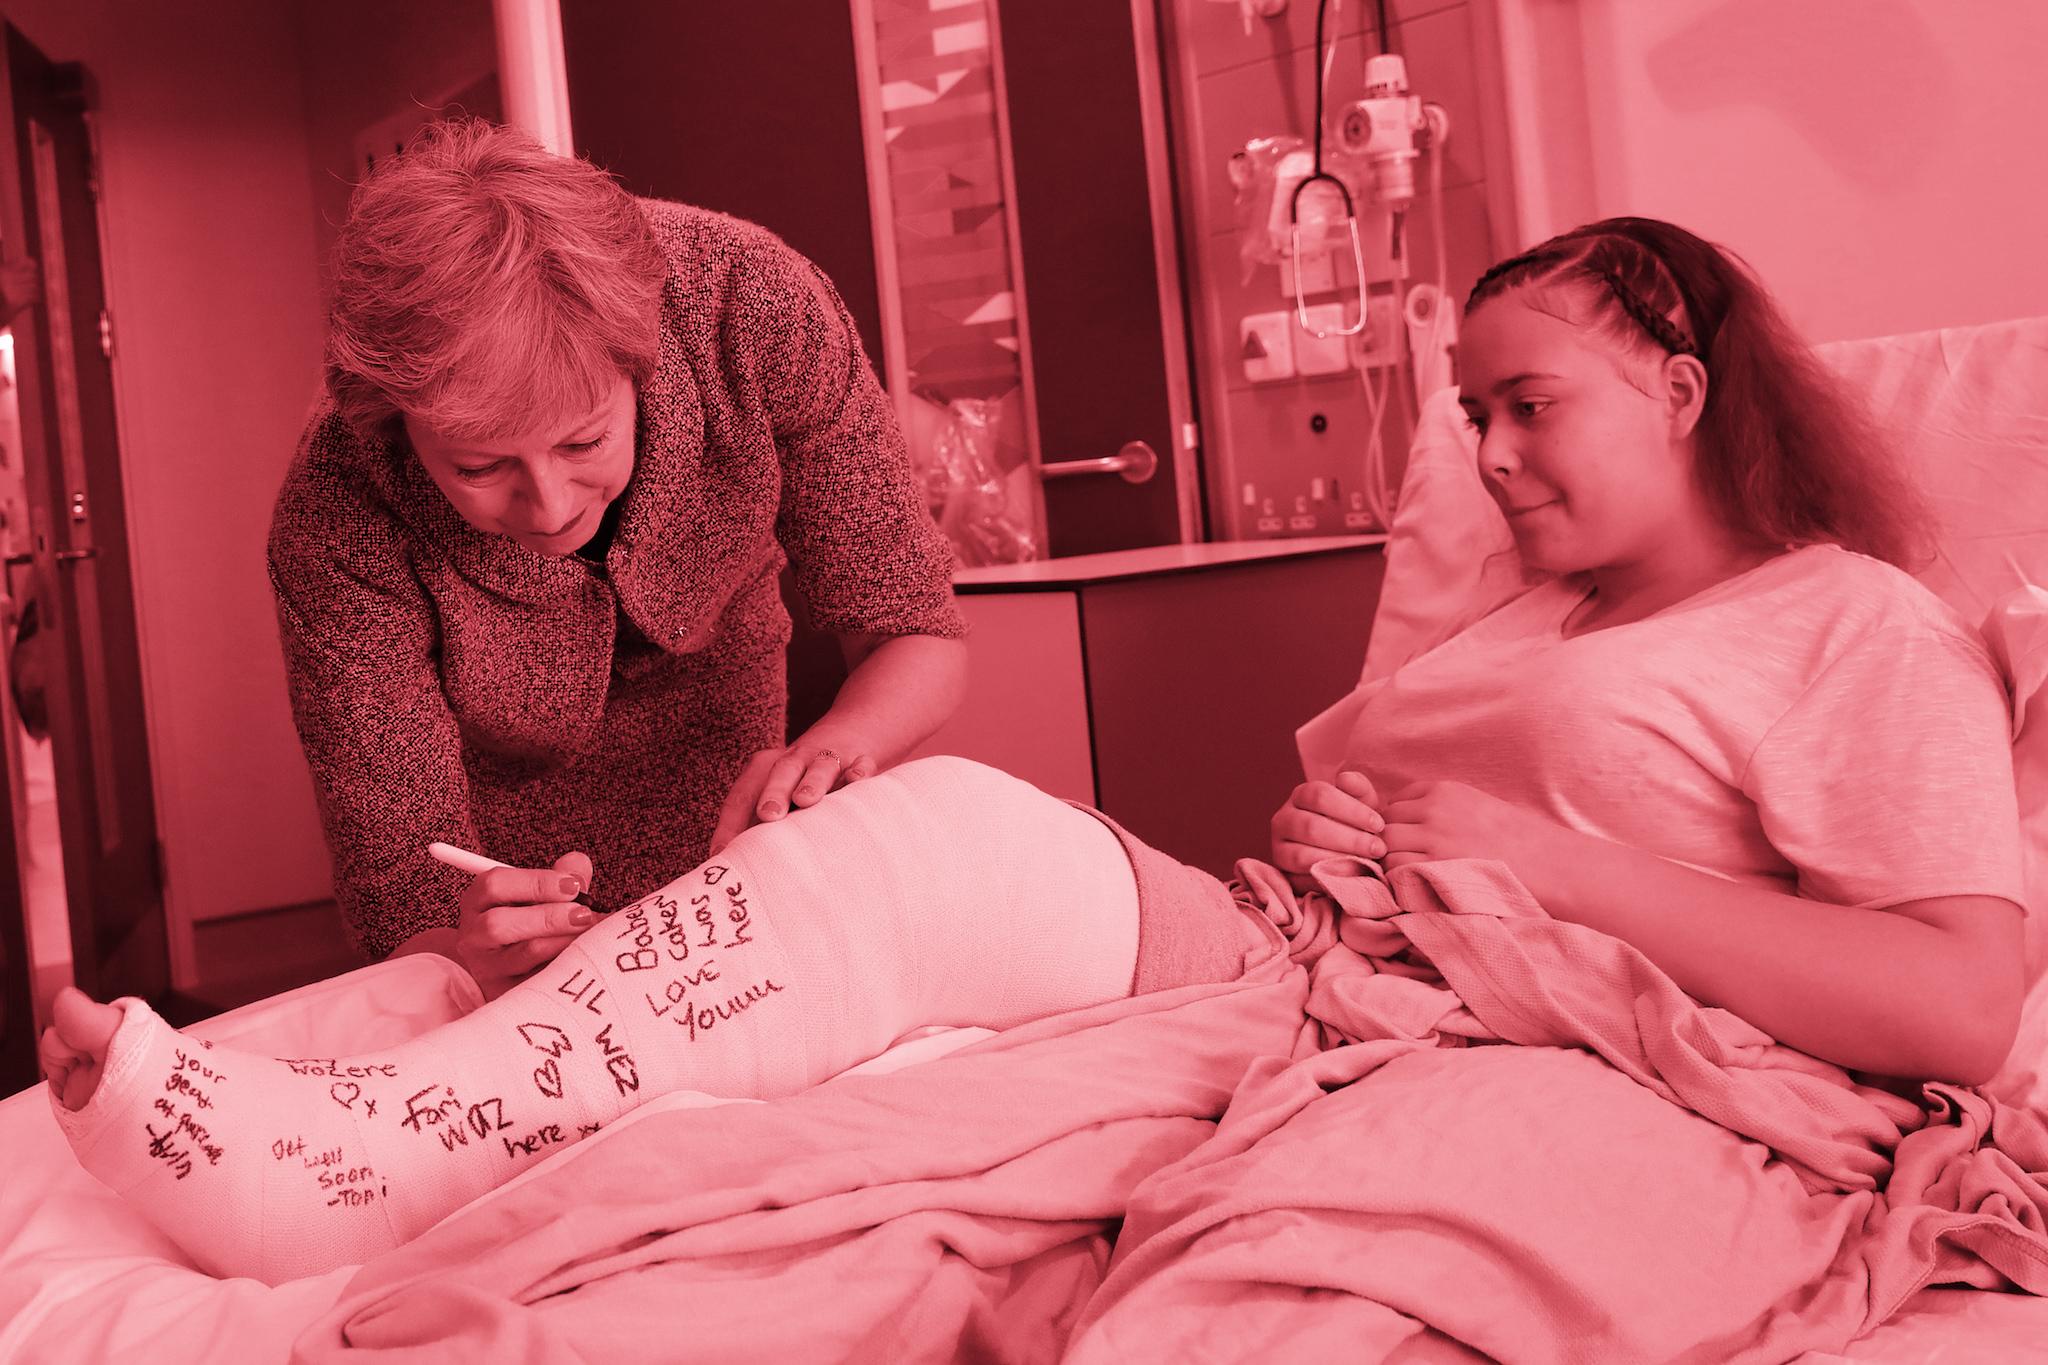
[4,548,95,565]
[1039,440,1159,485]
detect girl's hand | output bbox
[1270,769,1387,876]
[454,850,596,1001]
[1379,781,1561,886]
[710,737,878,854]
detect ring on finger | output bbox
[795,750,845,799]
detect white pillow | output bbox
[1359,385,1525,684]
[1981,586,2048,1103]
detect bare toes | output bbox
[36,1026,75,1086]
[52,986,121,1059]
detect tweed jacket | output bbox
[268,201,966,959]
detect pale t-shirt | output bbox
[1297,544,2026,911]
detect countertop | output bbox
[951,535,1386,592]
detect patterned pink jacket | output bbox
[268,201,965,959]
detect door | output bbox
[559,0,1203,562]
[994,0,1203,556]
[0,26,166,1027]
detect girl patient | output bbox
[38,756,1273,1283]
[1271,216,2026,1085]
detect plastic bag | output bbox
[1229,134,1361,282]
[1229,135,1305,278]
[909,396,1041,568]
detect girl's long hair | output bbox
[1465,217,1934,569]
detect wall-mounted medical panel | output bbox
[1158,0,1517,542]
[1218,369,1403,536]
[1195,228,1414,537]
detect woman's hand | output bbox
[453,851,596,1000]
[710,737,877,855]
[1379,780,1561,886]
[1270,769,1387,877]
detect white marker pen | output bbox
[426,840,597,909]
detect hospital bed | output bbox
[2,313,2046,1363]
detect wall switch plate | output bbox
[1293,304,1352,375]
[1240,311,1296,382]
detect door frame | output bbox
[1126,0,1203,545]
[0,27,169,1010]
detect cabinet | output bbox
[908,537,1385,879]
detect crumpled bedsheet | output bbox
[1064,857,2048,1365]
[287,942,1310,1364]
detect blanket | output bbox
[1064,857,2048,1364]
[287,943,1309,1363]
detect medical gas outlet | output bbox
[1334,54,1427,210]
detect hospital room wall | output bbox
[1510,0,2048,344]
[296,0,501,276]
[0,1,499,989]
[1163,0,1515,542]
[0,0,334,982]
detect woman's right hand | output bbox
[453,851,596,1000]
[1270,769,1387,877]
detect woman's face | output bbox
[1456,289,1709,577]
[404,372,638,556]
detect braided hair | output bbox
[1464,217,1933,570]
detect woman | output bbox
[268,119,968,996]
[1273,216,2026,1084]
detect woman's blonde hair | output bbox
[324,118,666,442]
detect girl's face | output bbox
[404,372,638,556]
[1456,289,1710,577]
